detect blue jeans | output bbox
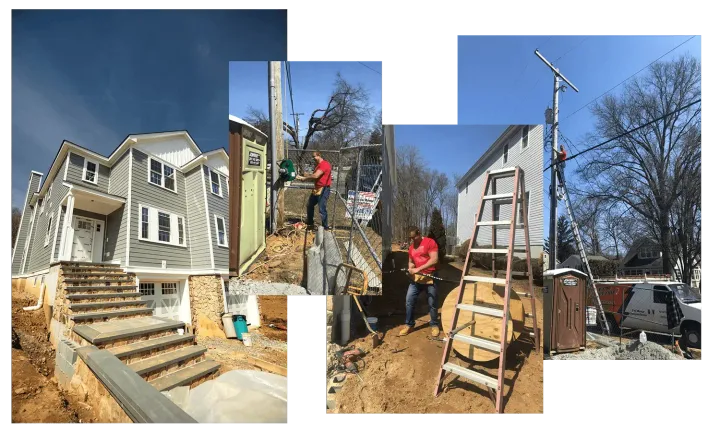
[307,186,330,228]
[405,274,439,327]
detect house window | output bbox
[141,207,149,239]
[148,158,176,192]
[639,247,659,259]
[210,171,222,197]
[44,212,53,247]
[158,212,171,242]
[83,159,98,184]
[41,183,53,214]
[137,205,186,247]
[215,215,227,247]
[522,126,529,149]
[161,282,178,295]
[139,283,154,296]
[503,143,509,164]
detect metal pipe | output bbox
[534,50,579,92]
[347,148,364,263]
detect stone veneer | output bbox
[188,275,226,337]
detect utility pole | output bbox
[268,61,283,232]
[535,50,578,270]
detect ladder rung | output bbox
[498,270,529,276]
[453,334,501,353]
[457,303,504,318]
[483,193,514,200]
[476,220,512,226]
[442,363,498,390]
[463,275,507,285]
[470,248,508,254]
[516,291,532,298]
[528,332,535,338]
[487,167,517,178]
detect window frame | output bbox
[82,157,100,185]
[147,157,178,193]
[157,211,171,243]
[44,212,54,247]
[214,215,228,248]
[652,285,671,304]
[503,143,509,165]
[521,125,530,150]
[209,170,223,197]
[141,207,149,239]
[139,282,155,296]
[137,204,187,247]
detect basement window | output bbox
[139,283,154,296]
[210,171,222,197]
[83,159,99,184]
[161,282,178,295]
[215,215,227,247]
[148,157,177,192]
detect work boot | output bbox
[398,325,413,336]
[430,326,440,338]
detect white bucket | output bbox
[222,313,237,338]
[586,306,597,326]
[242,333,252,346]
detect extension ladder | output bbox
[433,167,539,413]
[557,169,611,335]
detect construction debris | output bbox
[229,279,308,295]
[553,340,682,360]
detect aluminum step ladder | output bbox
[557,169,611,335]
[433,167,539,413]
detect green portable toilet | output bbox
[229,115,268,276]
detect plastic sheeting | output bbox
[163,370,287,423]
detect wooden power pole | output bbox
[268,61,284,231]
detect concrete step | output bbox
[69,307,154,322]
[65,285,138,293]
[62,269,128,276]
[60,261,121,268]
[73,316,185,346]
[63,277,135,284]
[67,292,142,301]
[150,360,221,392]
[130,345,207,377]
[68,299,151,311]
[107,334,196,361]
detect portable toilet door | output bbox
[543,268,588,354]
[229,115,268,276]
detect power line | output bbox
[357,61,381,75]
[563,35,697,121]
[544,98,701,172]
[553,36,589,63]
[285,62,297,125]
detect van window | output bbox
[653,285,671,304]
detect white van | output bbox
[599,281,701,348]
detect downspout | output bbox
[340,295,351,345]
[23,283,46,311]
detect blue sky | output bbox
[229,61,382,138]
[458,35,701,237]
[11,10,287,209]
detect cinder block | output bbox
[326,311,334,325]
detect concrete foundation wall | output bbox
[188,275,226,337]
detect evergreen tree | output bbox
[427,207,447,261]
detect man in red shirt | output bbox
[400,226,440,337]
[296,151,332,230]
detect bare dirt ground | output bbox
[244,222,314,286]
[332,254,544,413]
[198,296,288,375]
[11,286,96,423]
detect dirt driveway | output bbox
[331,255,544,413]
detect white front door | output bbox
[139,281,181,321]
[71,216,95,262]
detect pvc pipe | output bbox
[340,295,351,345]
[23,283,46,311]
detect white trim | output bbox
[125,148,133,267]
[137,203,187,248]
[61,182,125,204]
[147,156,178,194]
[44,211,54,247]
[214,214,228,248]
[502,143,509,166]
[128,267,229,276]
[183,174,193,268]
[50,206,62,262]
[81,155,100,185]
[202,165,216,269]
[209,169,223,198]
[18,267,52,279]
[63,154,70,181]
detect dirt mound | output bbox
[553,340,682,360]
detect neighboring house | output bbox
[620,237,701,288]
[11,130,258,332]
[455,125,544,258]
[559,254,608,272]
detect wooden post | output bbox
[269,61,285,228]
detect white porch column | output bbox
[58,194,75,261]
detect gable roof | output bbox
[181,147,229,172]
[455,125,524,188]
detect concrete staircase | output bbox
[60,262,220,392]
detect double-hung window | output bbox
[83,159,99,184]
[210,171,222,197]
[138,205,186,247]
[148,158,177,192]
[215,215,228,247]
[44,212,54,247]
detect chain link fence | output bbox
[284,145,383,294]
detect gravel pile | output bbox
[229,278,308,295]
[553,340,682,360]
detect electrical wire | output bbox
[553,36,589,63]
[357,62,381,75]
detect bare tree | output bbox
[671,126,701,284]
[577,55,701,275]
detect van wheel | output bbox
[682,324,701,349]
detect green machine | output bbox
[279,159,296,181]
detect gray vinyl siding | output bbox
[26,159,70,273]
[128,149,191,269]
[456,125,544,254]
[65,152,110,193]
[185,166,212,269]
[53,206,66,260]
[106,150,130,262]
[11,172,42,275]
[205,166,229,271]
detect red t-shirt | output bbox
[315,160,332,188]
[559,149,567,162]
[408,237,438,275]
